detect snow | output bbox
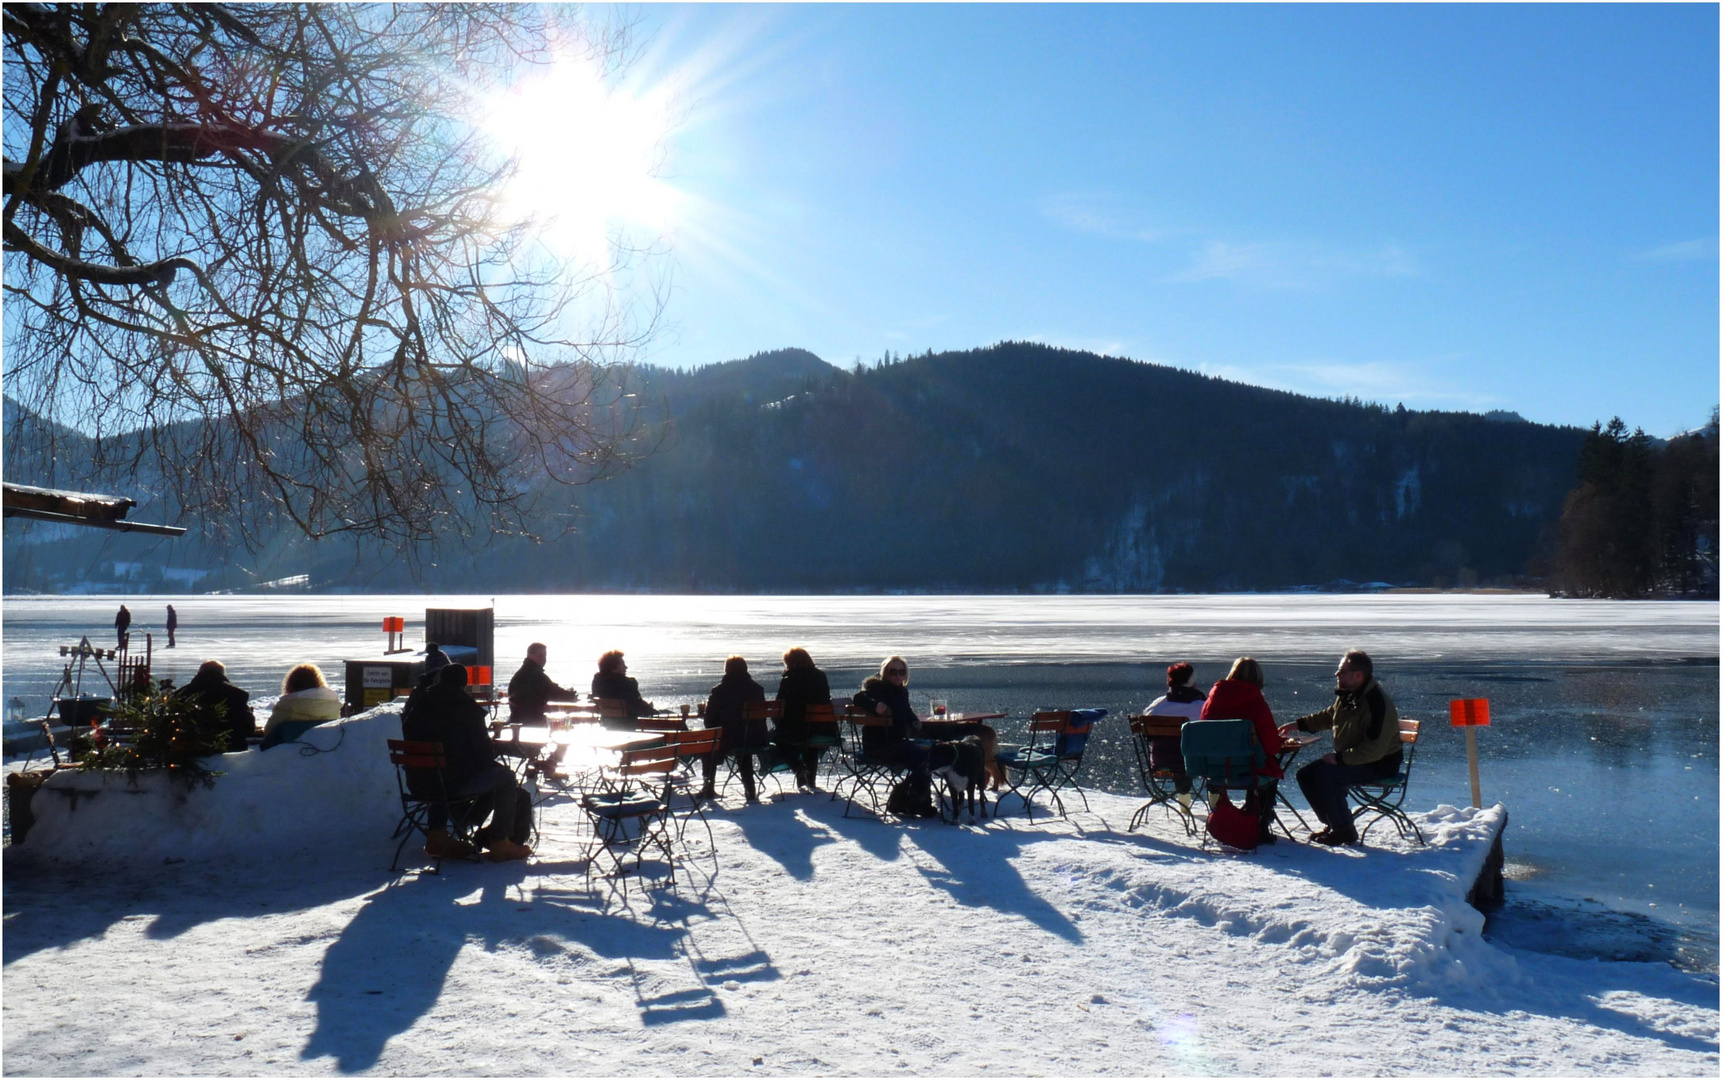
[4,706,1717,1075]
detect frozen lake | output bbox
[4,592,1717,969]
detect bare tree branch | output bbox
[2,3,664,551]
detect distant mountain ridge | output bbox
[3,343,1588,593]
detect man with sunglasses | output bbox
[1284,649,1402,847]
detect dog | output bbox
[928,736,989,823]
[976,725,1007,791]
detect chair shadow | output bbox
[299,863,695,1072]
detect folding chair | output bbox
[386,739,484,873]
[581,743,680,889]
[997,709,1104,821]
[1349,719,1424,844]
[723,700,789,796]
[1179,719,1270,851]
[1127,714,1196,836]
[659,728,723,846]
[835,705,906,818]
[774,702,841,790]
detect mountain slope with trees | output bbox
[6,343,1610,594]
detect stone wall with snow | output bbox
[14,705,404,865]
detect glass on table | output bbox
[929,698,949,719]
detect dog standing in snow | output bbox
[928,736,989,823]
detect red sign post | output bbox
[1449,698,1490,808]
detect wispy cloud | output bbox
[1040,193,1166,243]
[1199,357,1500,411]
[1634,238,1718,263]
[1170,240,1418,290]
[1017,333,1133,358]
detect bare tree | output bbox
[3,3,662,546]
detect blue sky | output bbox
[599,4,1716,436]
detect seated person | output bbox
[591,650,656,724]
[1289,649,1403,848]
[415,643,451,691]
[175,659,256,752]
[1144,662,1206,808]
[774,647,834,791]
[400,665,531,862]
[260,663,341,749]
[698,656,768,803]
[852,656,935,817]
[1200,657,1285,845]
[507,642,576,723]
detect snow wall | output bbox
[13,704,405,866]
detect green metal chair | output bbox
[1348,719,1424,844]
[1179,718,1270,850]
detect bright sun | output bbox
[484,58,677,264]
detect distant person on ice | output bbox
[402,664,532,862]
[592,650,656,723]
[175,659,256,752]
[165,604,178,648]
[1285,649,1402,847]
[507,642,576,723]
[115,604,131,649]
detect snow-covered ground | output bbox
[3,707,1716,1076]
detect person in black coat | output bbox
[852,655,934,815]
[115,604,131,650]
[165,604,178,648]
[698,656,768,802]
[507,642,575,722]
[175,659,256,752]
[400,664,530,860]
[592,650,655,723]
[774,646,833,789]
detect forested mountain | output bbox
[4,343,1593,593]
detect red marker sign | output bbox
[1449,698,1491,727]
[1450,698,1490,807]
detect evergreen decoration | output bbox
[75,681,229,791]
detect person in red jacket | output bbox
[1199,656,1285,844]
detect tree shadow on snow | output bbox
[0,855,386,965]
[300,863,689,1071]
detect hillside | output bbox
[2,344,1588,592]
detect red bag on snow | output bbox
[1205,794,1260,850]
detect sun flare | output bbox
[484,58,678,264]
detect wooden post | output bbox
[1465,725,1481,808]
[1449,698,1491,809]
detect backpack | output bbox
[886,775,933,816]
[1205,791,1260,851]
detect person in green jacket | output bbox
[1285,649,1402,846]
